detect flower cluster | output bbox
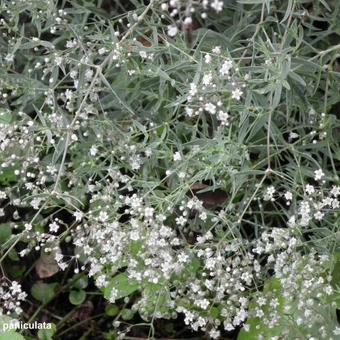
[0,0,340,338]
[160,0,224,33]
[183,47,246,126]
[288,183,340,228]
[0,279,27,316]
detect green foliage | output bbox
[0,0,340,338]
[31,282,59,304]
[69,289,86,305]
[37,324,57,340]
[104,273,140,301]
[0,317,25,340]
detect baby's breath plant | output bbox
[0,0,340,339]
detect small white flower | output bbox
[333,326,340,335]
[204,54,212,64]
[209,329,220,339]
[289,131,299,141]
[210,0,224,12]
[202,73,213,86]
[71,134,78,141]
[330,185,340,197]
[314,169,324,181]
[232,88,243,101]
[199,211,207,221]
[139,50,147,59]
[173,151,182,161]
[183,17,192,26]
[212,46,221,54]
[90,145,98,156]
[167,25,178,37]
[264,186,275,201]
[73,211,83,221]
[98,47,107,55]
[314,211,324,221]
[185,107,194,117]
[24,223,32,231]
[189,83,198,97]
[98,211,109,222]
[305,184,315,195]
[220,59,233,75]
[161,3,168,11]
[284,191,293,201]
[204,102,216,114]
[66,39,77,48]
[49,221,60,233]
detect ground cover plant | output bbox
[0,0,340,339]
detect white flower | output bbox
[202,73,213,86]
[24,223,32,231]
[167,25,178,37]
[98,211,109,222]
[305,184,315,195]
[204,54,212,64]
[178,252,189,263]
[10,281,23,294]
[74,211,83,221]
[333,326,340,335]
[314,211,324,220]
[232,88,243,101]
[49,221,60,233]
[144,207,154,218]
[212,46,221,54]
[314,169,324,181]
[185,107,194,117]
[220,59,233,75]
[98,47,107,55]
[65,89,73,101]
[218,110,230,125]
[199,211,207,221]
[209,329,220,339]
[66,39,77,48]
[284,191,293,201]
[161,3,168,11]
[85,69,94,80]
[90,145,98,156]
[189,83,198,97]
[183,17,192,26]
[210,0,223,12]
[264,186,275,201]
[204,102,216,114]
[330,185,340,197]
[139,50,147,59]
[289,131,299,141]
[173,151,182,161]
[71,133,78,141]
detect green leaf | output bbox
[31,282,59,304]
[0,316,26,340]
[0,109,12,125]
[141,282,171,318]
[37,323,56,340]
[69,290,86,305]
[0,168,18,186]
[104,273,140,301]
[0,332,26,340]
[105,304,120,317]
[71,276,88,290]
[121,308,135,321]
[0,224,12,244]
[238,278,285,340]
[8,249,19,262]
